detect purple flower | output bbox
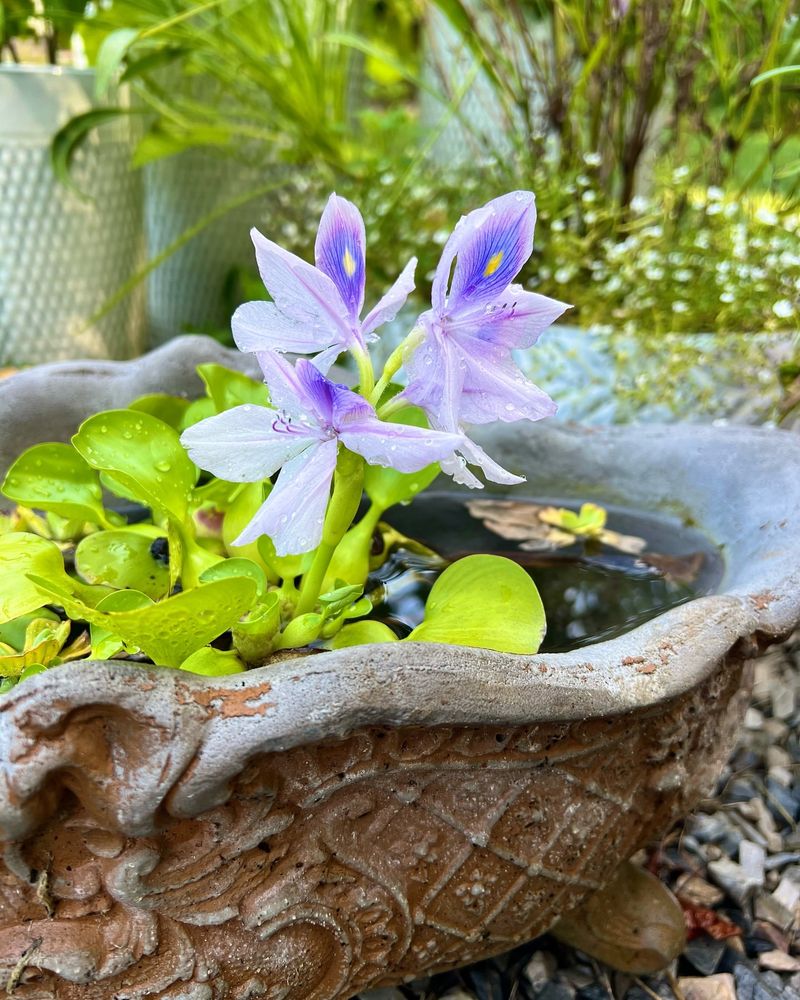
[231,194,417,372]
[401,191,570,488]
[180,354,461,555]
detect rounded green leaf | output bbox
[75,530,170,600]
[3,443,115,527]
[91,590,153,659]
[197,363,270,412]
[199,558,267,598]
[406,555,546,654]
[331,621,398,648]
[28,574,258,668]
[72,410,198,520]
[0,608,60,650]
[0,533,65,620]
[128,393,191,430]
[274,613,323,650]
[179,647,245,676]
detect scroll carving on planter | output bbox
[0,657,748,999]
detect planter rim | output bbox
[0,63,94,77]
[1,335,800,835]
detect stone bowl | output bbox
[2,336,800,1000]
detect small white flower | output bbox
[720,291,735,304]
[707,186,724,201]
[583,152,602,167]
[581,190,597,203]
[645,266,664,281]
[672,166,690,182]
[773,299,796,319]
[554,266,574,284]
[672,301,689,313]
[551,219,566,232]
[630,195,649,214]
[675,269,693,282]
[706,203,723,216]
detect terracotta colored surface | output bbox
[1,336,800,998]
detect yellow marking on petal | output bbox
[343,248,357,278]
[483,250,504,277]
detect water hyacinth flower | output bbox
[401,191,570,488]
[232,194,417,374]
[181,354,461,555]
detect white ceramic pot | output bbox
[0,65,145,364]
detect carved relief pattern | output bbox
[0,657,749,1000]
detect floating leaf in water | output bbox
[330,620,398,648]
[407,554,546,654]
[467,499,646,555]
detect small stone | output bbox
[745,707,764,729]
[764,852,800,871]
[767,765,793,787]
[728,777,759,803]
[751,920,789,952]
[744,798,784,853]
[740,840,767,886]
[536,984,575,1000]
[575,987,608,1000]
[789,973,800,994]
[675,873,725,907]
[773,872,800,912]
[683,936,726,975]
[771,683,796,720]
[524,950,557,994]
[755,891,795,931]
[758,949,800,973]
[688,813,730,844]
[766,746,792,770]
[677,973,736,1000]
[708,856,761,905]
[735,960,790,999]
[763,717,789,742]
[766,778,800,823]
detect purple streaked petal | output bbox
[256,351,314,420]
[234,438,338,554]
[338,416,461,473]
[361,257,417,338]
[457,286,570,350]
[314,194,366,321]
[456,344,557,425]
[432,192,536,315]
[250,227,354,348]
[180,405,315,482]
[232,300,336,355]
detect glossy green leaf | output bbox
[27,575,257,668]
[197,363,270,412]
[273,613,323,650]
[318,583,364,619]
[2,443,118,528]
[180,397,216,430]
[51,108,138,197]
[91,590,153,659]
[364,407,441,511]
[407,555,546,654]
[0,534,65,620]
[94,27,138,97]
[199,557,267,598]
[128,393,191,430]
[72,410,198,521]
[331,620,398,648]
[75,530,170,600]
[0,608,60,650]
[179,646,244,676]
[231,591,281,664]
[0,619,70,677]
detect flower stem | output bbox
[295,448,365,616]
[370,326,425,407]
[353,347,375,398]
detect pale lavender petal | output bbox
[459,286,570,350]
[456,345,557,425]
[400,318,465,433]
[180,405,314,482]
[361,257,417,338]
[339,416,461,473]
[250,227,354,349]
[232,300,336,355]
[314,194,366,321]
[440,452,484,489]
[256,351,315,420]
[432,192,536,315]
[309,344,345,374]
[456,435,526,485]
[234,439,338,554]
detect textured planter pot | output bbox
[0,66,145,365]
[2,336,800,999]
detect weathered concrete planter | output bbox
[2,336,800,999]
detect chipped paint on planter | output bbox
[1,336,800,999]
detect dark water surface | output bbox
[376,493,724,652]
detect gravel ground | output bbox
[360,637,800,1000]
